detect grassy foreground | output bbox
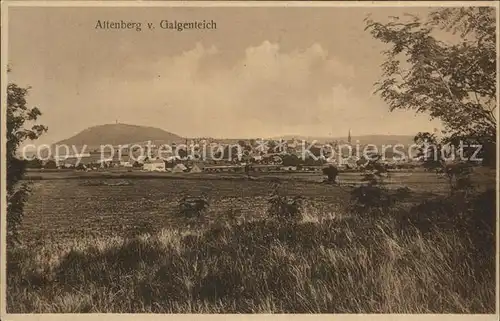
[7,189,496,313]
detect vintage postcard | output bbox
[1,1,498,319]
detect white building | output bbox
[190,164,203,173]
[339,155,359,167]
[172,163,188,173]
[143,159,166,172]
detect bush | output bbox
[75,163,86,171]
[403,189,495,238]
[350,155,395,214]
[7,183,31,246]
[394,186,412,198]
[25,158,43,169]
[322,165,339,183]
[179,196,209,219]
[267,183,303,222]
[350,184,393,212]
[43,160,58,169]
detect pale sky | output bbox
[7,6,443,145]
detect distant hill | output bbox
[350,135,416,147]
[54,123,185,149]
[41,123,416,159]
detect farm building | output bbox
[251,155,263,162]
[270,155,284,164]
[56,154,95,167]
[164,155,181,162]
[97,159,112,167]
[121,161,133,168]
[339,156,359,168]
[189,164,203,173]
[143,159,166,172]
[132,155,148,163]
[203,165,242,173]
[172,163,188,173]
[302,166,323,172]
[253,164,281,172]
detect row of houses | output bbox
[133,159,323,173]
[139,160,325,173]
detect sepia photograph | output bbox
[1,1,498,316]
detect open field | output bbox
[24,167,495,186]
[18,169,495,245]
[20,178,349,245]
[8,169,497,313]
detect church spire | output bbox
[348,129,352,144]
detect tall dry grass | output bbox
[7,190,496,313]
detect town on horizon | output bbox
[20,121,480,174]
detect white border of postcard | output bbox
[0,1,498,321]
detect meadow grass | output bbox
[7,192,496,313]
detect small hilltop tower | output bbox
[347,129,352,145]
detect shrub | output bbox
[75,163,86,171]
[403,189,495,238]
[441,162,474,194]
[43,160,58,169]
[179,196,209,219]
[322,165,339,183]
[394,186,412,198]
[7,183,31,246]
[350,184,393,212]
[267,183,303,222]
[25,158,43,169]
[350,155,394,214]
